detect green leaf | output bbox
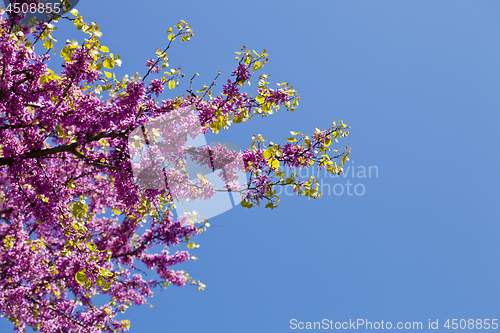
[240,200,253,209]
[100,268,114,277]
[102,282,112,291]
[100,46,109,53]
[304,138,311,148]
[286,137,297,142]
[75,270,86,284]
[96,276,105,287]
[66,179,75,190]
[72,201,88,219]
[265,202,278,209]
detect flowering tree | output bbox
[0,1,351,332]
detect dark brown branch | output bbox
[0,130,128,167]
[0,123,34,131]
[70,147,120,170]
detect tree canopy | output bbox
[0,1,351,332]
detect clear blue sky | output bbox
[2,0,499,332]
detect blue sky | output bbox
[1,0,499,332]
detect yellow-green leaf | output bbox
[253,61,262,73]
[121,320,131,329]
[75,270,86,284]
[104,71,111,79]
[97,276,105,287]
[255,95,265,104]
[103,59,114,69]
[268,158,279,169]
[43,40,54,50]
[100,46,109,53]
[72,201,87,219]
[263,148,273,159]
[168,34,175,41]
[168,80,175,89]
[240,200,253,208]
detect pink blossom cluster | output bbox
[145,59,160,74]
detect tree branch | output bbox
[0,130,128,167]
